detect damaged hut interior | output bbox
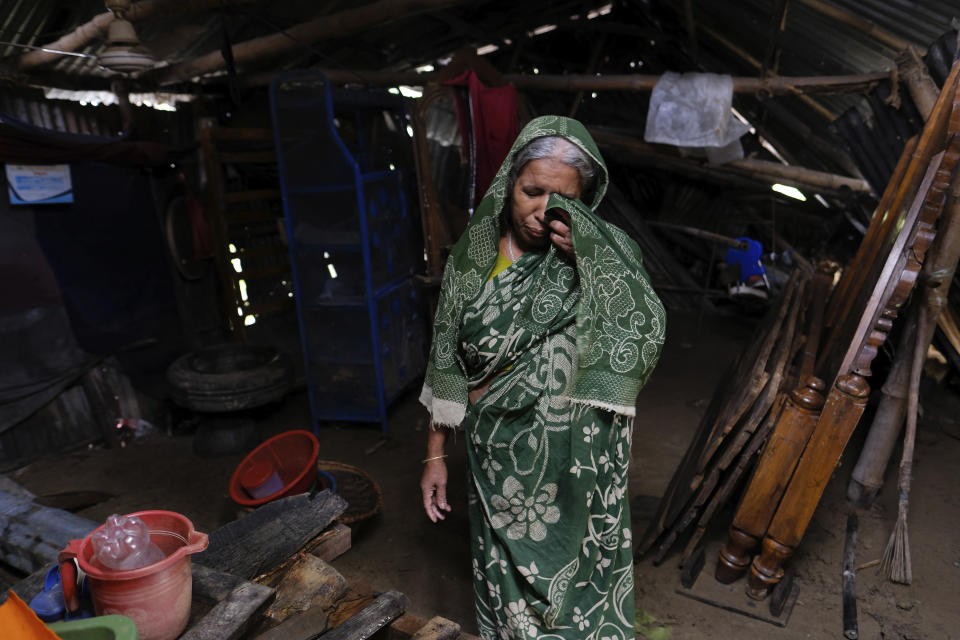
[2,0,960,638]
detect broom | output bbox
[880,303,928,584]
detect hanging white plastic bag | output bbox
[644,72,749,151]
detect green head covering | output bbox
[421,115,665,427]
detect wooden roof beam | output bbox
[761,0,791,77]
[796,0,917,53]
[590,128,872,195]
[235,67,890,96]
[148,0,472,86]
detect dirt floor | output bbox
[6,309,960,639]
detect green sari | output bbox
[421,116,665,639]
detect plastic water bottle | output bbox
[91,514,165,571]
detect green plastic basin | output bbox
[47,615,138,640]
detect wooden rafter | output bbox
[147,0,472,86]
[761,0,791,77]
[236,67,889,97]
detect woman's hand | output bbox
[548,215,575,259]
[421,459,451,522]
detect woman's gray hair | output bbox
[509,136,598,198]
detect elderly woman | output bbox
[420,116,665,640]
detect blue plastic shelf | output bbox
[271,72,428,433]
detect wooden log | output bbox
[197,491,348,580]
[182,564,276,640]
[842,513,859,640]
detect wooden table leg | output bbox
[716,376,826,583]
[747,372,870,598]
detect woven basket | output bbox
[316,460,383,525]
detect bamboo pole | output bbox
[17,0,262,69]
[238,67,891,96]
[796,0,917,53]
[848,168,960,506]
[761,0,791,77]
[698,23,837,121]
[683,0,698,61]
[896,46,940,121]
[729,158,872,193]
[590,128,871,194]
[150,0,470,86]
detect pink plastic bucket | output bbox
[59,510,208,640]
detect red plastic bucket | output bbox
[229,429,319,507]
[59,510,208,640]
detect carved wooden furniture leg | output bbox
[715,377,826,583]
[716,264,833,583]
[747,372,870,598]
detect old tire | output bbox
[167,344,293,412]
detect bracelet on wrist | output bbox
[422,454,448,464]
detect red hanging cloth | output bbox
[442,69,519,209]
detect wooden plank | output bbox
[197,491,348,580]
[253,590,407,640]
[637,272,801,556]
[653,273,806,564]
[252,602,336,640]
[183,564,276,640]
[307,523,352,563]
[389,614,479,640]
[411,616,462,640]
[821,63,960,375]
[263,553,348,624]
[322,590,408,640]
[257,524,352,587]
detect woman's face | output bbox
[510,157,582,251]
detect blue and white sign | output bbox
[6,164,74,204]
